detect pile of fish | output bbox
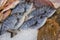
[0,0,58,35]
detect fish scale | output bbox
[0,0,56,35]
[28,6,56,18]
[0,2,32,34]
[19,16,47,30]
[1,15,17,34]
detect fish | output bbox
[3,10,11,21]
[1,15,17,34]
[25,0,54,8]
[0,0,8,10]
[49,0,60,8]
[0,10,11,22]
[19,16,47,30]
[0,0,58,35]
[28,6,56,20]
[2,0,20,12]
[26,0,60,8]
[14,3,34,29]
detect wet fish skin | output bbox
[0,0,8,10]
[28,6,56,18]
[11,2,33,14]
[19,16,47,30]
[0,0,57,35]
[1,15,17,34]
[11,3,25,14]
[0,1,33,34]
[2,0,20,12]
